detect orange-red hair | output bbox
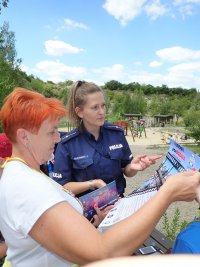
[0,87,67,142]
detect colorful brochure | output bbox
[79,180,119,220]
[98,140,200,232]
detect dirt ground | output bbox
[124,128,199,235]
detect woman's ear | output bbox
[75,106,83,119]
[16,128,29,147]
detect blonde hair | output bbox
[67,81,104,128]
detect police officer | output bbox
[53,81,161,197]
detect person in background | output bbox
[53,80,161,197]
[171,207,200,254]
[0,133,12,267]
[0,87,200,267]
[0,133,12,177]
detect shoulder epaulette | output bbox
[103,122,124,132]
[61,129,80,144]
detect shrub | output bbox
[162,208,188,241]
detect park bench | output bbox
[135,228,173,255]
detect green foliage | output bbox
[0,22,21,67]
[183,111,200,142]
[162,208,188,241]
[189,94,200,111]
[103,80,123,91]
[104,80,197,96]
[111,90,146,116]
[106,113,123,122]
[129,90,147,114]
[0,0,8,14]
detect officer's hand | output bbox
[130,154,162,171]
[93,179,106,189]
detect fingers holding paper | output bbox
[161,170,200,202]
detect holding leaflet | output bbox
[99,140,200,232]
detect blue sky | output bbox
[1,0,200,90]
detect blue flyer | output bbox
[132,139,200,194]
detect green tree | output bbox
[0,22,22,132]
[0,0,8,14]
[127,90,147,114]
[148,95,161,115]
[183,110,200,142]
[112,92,125,115]
[0,22,21,66]
[112,90,147,116]
[104,80,123,91]
[0,22,22,93]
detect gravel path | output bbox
[124,145,199,234]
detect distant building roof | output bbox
[123,114,143,118]
[154,114,173,118]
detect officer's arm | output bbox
[53,143,73,185]
[63,180,106,195]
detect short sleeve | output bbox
[120,133,133,168]
[171,236,193,254]
[53,142,73,185]
[6,167,69,237]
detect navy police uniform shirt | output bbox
[53,122,133,197]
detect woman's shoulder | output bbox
[60,128,80,144]
[103,121,124,133]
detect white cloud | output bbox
[103,0,200,25]
[91,59,200,89]
[128,71,164,85]
[173,0,200,6]
[26,59,200,89]
[144,0,168,20]
[34,60,87,82]
[149,60,163,67]
[156,46,200,62]
[93,64,125,80]
[44,40,84,56]
[127,69,199,89]
[64,18,89,30]
[169,61,200,73]
[173,0,200,17]
[103,0,146,26]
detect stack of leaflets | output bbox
[79,180,119,220]
[98,139,200,232]
[98,189,157,232]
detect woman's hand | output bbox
[130,154,162,172]
[91,205,114,227]
[162,170,200,202]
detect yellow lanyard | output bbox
[1,157,27,169]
